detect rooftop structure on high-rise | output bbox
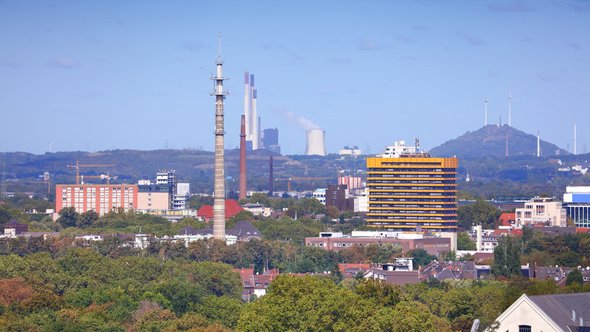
[366,141,458,232]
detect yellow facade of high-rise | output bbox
[366,156,458,231]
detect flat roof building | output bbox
[564,186,590,228]
[515,197,567,228]
[56,184,138,216]
[366,142,458,232]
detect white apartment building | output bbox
[515,197,567,228]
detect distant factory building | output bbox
[515,197,567,228]
[366,140,458,232]
[563,186,590,228]
[338,175,363,190]
[262,128,281,154]
[338,146,362,156]
[55,184,138,216]
[326,185,354,212]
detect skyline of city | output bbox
[1,1,589,154]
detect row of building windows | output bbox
[370,192,456,196]
[368,174,456,179]
[367,168,456,172]
[367,215,456,220]
[368,180,456,184]
[370,204,456,208]
[369,210,456,215]
[368,186,457,191]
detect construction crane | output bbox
[80,173,118,185]
[274,177,331,192]
[66,161,115,185]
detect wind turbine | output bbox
[484,98,489,127]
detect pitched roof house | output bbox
[494,293,590,332]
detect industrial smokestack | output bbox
[305,129,327,156]
[252,88,259,150]
[269,155,274,197]
[239,115,247,200]
[212,37,227,240]
[244,72,250,141]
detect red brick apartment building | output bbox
[55,184,138,216]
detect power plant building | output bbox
[366,141,458,232]
[305,129,327,156]
[243,72,261,150]
[262,128,280,154]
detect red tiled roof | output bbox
[338,263,371,274]
[498,212,515,226]
[197,199,244,220]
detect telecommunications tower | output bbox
[211,35,228,240]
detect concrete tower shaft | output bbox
[239,115,247,200]
[243,72,250,141]
[211,40,227,240]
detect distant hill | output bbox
[429,125,567,159]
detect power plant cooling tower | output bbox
[305,129,327,156]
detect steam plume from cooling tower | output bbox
[284,111,320,131]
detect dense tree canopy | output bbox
[458,200,502,229]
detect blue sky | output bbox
[1,0,589,155]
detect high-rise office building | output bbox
[366,141,458,232]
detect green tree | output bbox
[407,248,436,267]
[77,210,98,228]
[566,268,584,286]
[0,205,12,226]
[458,199,502,229]
[491,236,521,278]
[237,276,381,331]
[57,207,78,228]
[249,193,270,207]
[457,232,476,250]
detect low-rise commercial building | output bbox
[515,197,567,228]
[563,186,590,228]
[305,232,452,256]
